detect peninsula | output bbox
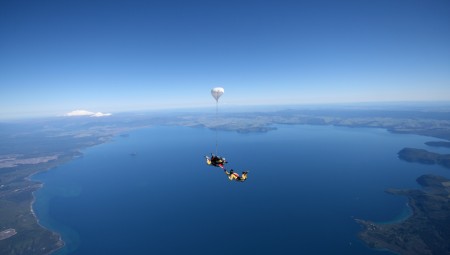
[356,175,450,255]
[398,148,450,169]
[425,141,450,148]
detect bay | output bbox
[32,124,450,255]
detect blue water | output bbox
[32,125,450,255]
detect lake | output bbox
[32,124,450,255]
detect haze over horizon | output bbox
[1,0,449,119]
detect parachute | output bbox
[211,87,224,102]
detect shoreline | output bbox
[356,175,450,254]
[0,154,73,254]
[25,149,101,255]
[0,119,155,254]
[21,134,121,255]
[28,174,66,255]
[0,139,110,254]
[377,202,413,225]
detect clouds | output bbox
[91,112,112,117]
[65,110,112,117]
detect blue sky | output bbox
[1,0,449,119]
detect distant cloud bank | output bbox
[65,110,112,117]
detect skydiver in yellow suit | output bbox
[224,169,248,182]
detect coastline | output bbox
[0,138,111,254]
[26,148,106,255]
[0,156,70,254]
[29,174,65,255]
[377,202,413,225]
[27,152,87,255]
[356,175,450,255]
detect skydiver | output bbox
[224,169,248,182]
[211,154,226,165]
[206,153,227,168]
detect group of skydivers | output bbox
[205,154,248,182]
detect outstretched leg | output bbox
[239,171,248,181]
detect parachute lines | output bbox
[211,87,224,155]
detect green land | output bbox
[356,175,450,255]
[1,106,450,254]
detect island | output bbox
[398,148,450,169]
[356,175,450,255]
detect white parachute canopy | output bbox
[211,87,224,102]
